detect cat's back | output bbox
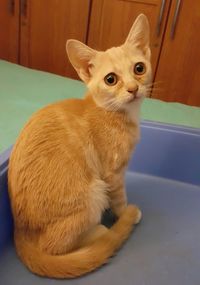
[28,97,86,126]
[8,98,88,187]
[12,98,85,148]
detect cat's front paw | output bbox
[126,204,142,224]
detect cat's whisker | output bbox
[110,102,121,112]
[91,102,119,113]
[110,101,121,112]
[104,99,116,107]
[145,81,163,87]
[144,85,165,98]
[104,99,121,112]
[146,91,164,97]
[145,87,164,93]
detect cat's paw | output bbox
[125,204,142,224]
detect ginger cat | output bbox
[8,14,152,278]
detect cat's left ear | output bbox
[66,40,96,83]
[125,14,150,58]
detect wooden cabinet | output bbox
[0,0,200,106]
[20,0,91,78]
[0,0,19,63]
[152,0,200,106]
[88,0,171,77]
[0,0,90,78]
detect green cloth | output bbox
[0,60,200,152]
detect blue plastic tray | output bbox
[1,121,200,285]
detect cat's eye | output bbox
[104,73,118,86]
[134,62,146,75]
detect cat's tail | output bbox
[15,205,141,279]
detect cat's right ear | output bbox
[125,14,150,58]
[66,40,96,83]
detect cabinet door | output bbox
[0,0,19,62]
[88,0,171,75]
[20,0,91,78]
[152,0,200,106]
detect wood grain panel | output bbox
[152,0,200,106]
[20,0,91,78]
[0,0,19,63]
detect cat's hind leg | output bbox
[79,225,108,247]
[38,213,90,255]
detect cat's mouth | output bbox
[125,92,142,103]
[126,96,135,103]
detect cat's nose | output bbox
[127,85,138,94]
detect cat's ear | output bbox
[125,14,150,57]
[66,40,96,83]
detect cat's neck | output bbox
[83,93,140,174]
[84,93,142,126]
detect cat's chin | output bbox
[125,94,144,104]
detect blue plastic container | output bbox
[0,121,200,285]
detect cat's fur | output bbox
[8,14,152,278]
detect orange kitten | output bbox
[8,14,152,278]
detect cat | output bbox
[8,14,152,278]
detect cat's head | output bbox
[66,14,152,112]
